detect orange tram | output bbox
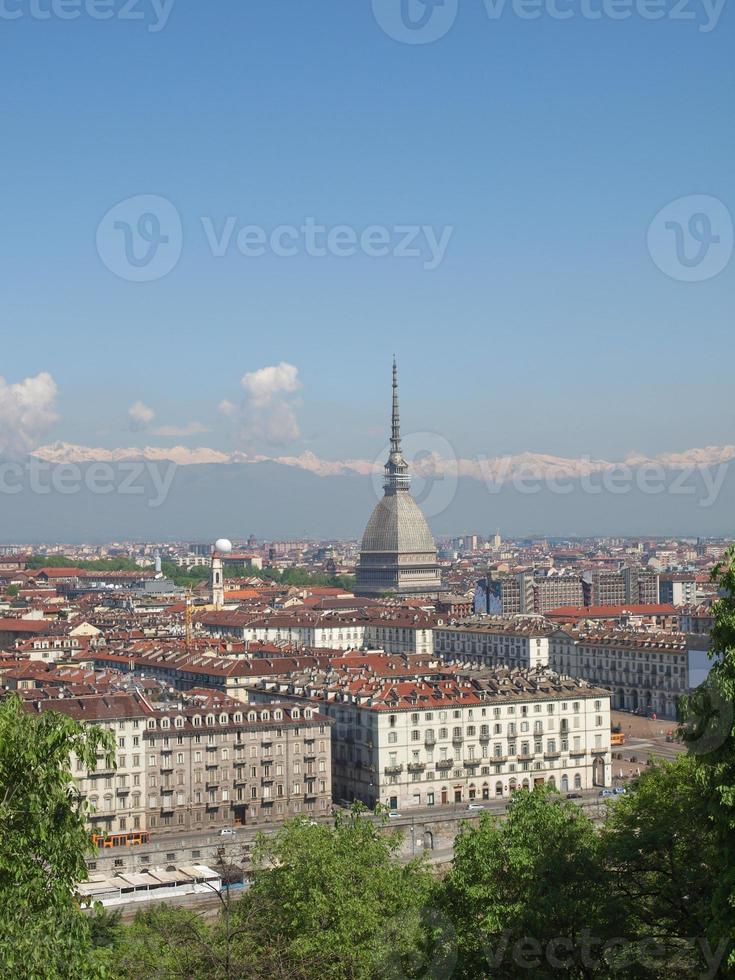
[91,831,151,849]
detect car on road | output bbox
[599,789,616,798]
[388,810,401,818]
[219,828,237,836]
[467,803,485,811]
[613,786,627,795]
[566,792,583,800]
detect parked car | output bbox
[599,789,616,798]
[219,828,237,837]
[614,786,627,795]
[388,810,401,818]
[467,803,485,811]
[566,792,583,800]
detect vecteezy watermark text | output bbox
[96,195,454,280]
[485,929,729,978]
[200,216,453,270]
[371,0,725,43]
[0,459,177,508]
[0,0,174,30]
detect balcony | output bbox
[205,760,218,769]
[590,748,607,756]
[464,758,480,767]
[544,751,561,760]
[303,752,316,761]
[261,773,274,784]
[569,748,587,757]
[452,734,464,744]
[491,755,508,763]
[435,759,453,770]
[479,730,490,742]
[384,764,403,775]
[160,759,174,772]
[407,762,426,772]
[516,754,534,762]
[205,777,219,788]
[424,735,436,746]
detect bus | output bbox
[91,831,151,849]
[611,732,626,746]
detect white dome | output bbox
[214,538,233,554]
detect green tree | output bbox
[233,805,436,979]
[442,788,619,978]
[679,546,735,970]
[102,904,223,979]
[0,694,115,978]
[601,755,726,977]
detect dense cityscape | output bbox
[1,367,733,977]
[3,1,732,975]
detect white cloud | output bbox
[241,362,301,407]
[225,362,302,447]
[128,400,155,431]
[0,371,59,457]
[150,421,209,437]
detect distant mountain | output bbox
[0,449,732,542]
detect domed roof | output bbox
[360,492,436,555]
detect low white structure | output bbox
[78,864,221,909]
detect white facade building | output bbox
[322,668,611,810]
[433,618,553,670]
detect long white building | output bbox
[271,662,611,810]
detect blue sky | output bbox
[1,0,733,465]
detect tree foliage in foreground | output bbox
[0,694,114,979]
[679,546,735,971]
[442,788,619,978]
[104,805,437,979]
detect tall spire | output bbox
[391,355,401,454]
[384,356,410,494]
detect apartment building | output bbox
[141,700,332,830]
[533,572,584,613]
[433,618,553,670]
[363,611,436,655]
[583,570,627,607]
[42,693,149,837]
[200,610,366,651]
[475,572,534,616]
[322,669,611,810]
[659,574,698,605]
[32,692,332,835]
[549,628,698,718]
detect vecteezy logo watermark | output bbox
[647,195,733,282]
[0,458,177,508]
[370,431,459,518]
[0,0,175,32]
[96,195,183,282]
[371,0,726,41]
[96,197,454,281]
[200,217,453,270]
[371,0,459,43]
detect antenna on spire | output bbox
[391,355,401,453]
